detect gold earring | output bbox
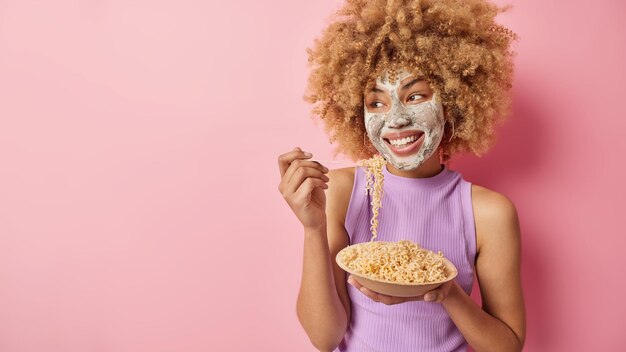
[363,132,378,154]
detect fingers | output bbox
[278,148,329,197]
[347,275,362,289]
[347,275,423,305]
[285,165,329,196]
[283,158,328,187]
[277,147,307,177]
[359,287,402,305]
[424,290,444,303]
[278,147,328,178]
[424,280,455,303]
[292,177,328,201]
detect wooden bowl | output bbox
[336,243,458,298]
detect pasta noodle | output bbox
[357,155,386,241]
[347,155,450,285]
[338,240,448,284]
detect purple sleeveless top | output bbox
[335,165,476,352]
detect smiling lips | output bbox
[382,130,425,156]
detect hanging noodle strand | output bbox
[357,155,386,241]
[345,155,449,284]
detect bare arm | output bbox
[440,186,526,351]
[278,148,353,352]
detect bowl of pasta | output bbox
[336,240,458,298]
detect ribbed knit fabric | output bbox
[335,164,476,352]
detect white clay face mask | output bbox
[364,70,445,170]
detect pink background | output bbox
[0,0,624,351]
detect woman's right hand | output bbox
[277,147,329,231]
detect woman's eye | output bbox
[408,93,424,102]
[371,101,384,108]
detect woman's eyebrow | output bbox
[369,77,426,93]
[400,77,426,91]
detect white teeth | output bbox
[388,135,418,146]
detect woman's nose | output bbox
[387,114,411,128]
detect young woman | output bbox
[278,1,525,351]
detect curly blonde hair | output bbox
[304,0,518,162]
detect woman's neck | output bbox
[385,150,443,179]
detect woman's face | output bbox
[363,70,445,170]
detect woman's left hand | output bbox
[347,275,456,305]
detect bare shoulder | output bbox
[471,184,521,252]
[471,184,519,224]
[325,167,356,224]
